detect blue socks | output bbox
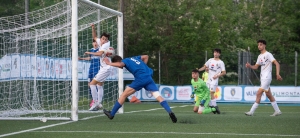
[110,100,171,116]
[111,101,122,116]
[160,101,172,113]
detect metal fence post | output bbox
[296,51,298,86]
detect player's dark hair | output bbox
[111,55,123,63]
[100,32,110,40]
[257,39,266,45]
[92,39,96,42]
[214,48,221,54]
[192,69,199,73]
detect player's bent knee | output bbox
[152,91,161,98]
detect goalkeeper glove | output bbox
[190,92,195,98]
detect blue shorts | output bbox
[129,76,158,91]
[88,71,98,82]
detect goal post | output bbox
[71,0,124,121]
[0,0,124,121]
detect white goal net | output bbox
[0,0,123,120]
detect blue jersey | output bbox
[89,48,100,74]
[122,56,153,79]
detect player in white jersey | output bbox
[245,40,282,116]
[84,24,111,111]
[78,39,100,107]
[198,48,226,114]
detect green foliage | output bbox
[123,0,300,85]
[0,0,299,85]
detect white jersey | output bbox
[255,51,275,80]
[204,58,225,85]
[96,38,111,69]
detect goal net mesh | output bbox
[0,0,120,120]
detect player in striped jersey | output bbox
[78,39,100,107]
[198,48,226,114]
[84,24,111,111]
[245,40,282,116]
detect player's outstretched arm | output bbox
[78,57,91,60]
[198,66,206,72]
[273,60,283,81]
[85,51,104,56]
[141,55,149,64]
[91,24,97,41]
[103,57,125,68]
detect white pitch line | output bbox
[0,121,74,138]
[0,105,183,137]
[32,131,300,137]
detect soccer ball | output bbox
[104,47,115,57]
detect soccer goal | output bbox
[0,0,123,121]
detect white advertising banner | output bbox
[244,86,267,101]
[224,86,243,101]
[176,86,192,100]
[270,87,300,102]
[1,54,135,81]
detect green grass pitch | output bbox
[0,103,299,138]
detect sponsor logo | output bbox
[146,90,153,98]
[245,90,265,96]
[178,88,189,97]
[161,87,172,98]
[272,92,300,97]
[231,88,235,96]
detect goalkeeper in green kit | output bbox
[191,69,220,114]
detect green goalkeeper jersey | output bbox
[191,78,210,99]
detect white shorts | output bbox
[206,83,217,92]
[260,79,272,92]
[93,67,111,82]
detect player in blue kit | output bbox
[78,39,100,107]
[102,55,177,123]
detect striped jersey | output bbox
[255,51,275,80]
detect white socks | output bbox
[90,85,98,102]
[271,101,280,112]
[211,99,217,106]
[250,102,259,113]
[97,85,103,104]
